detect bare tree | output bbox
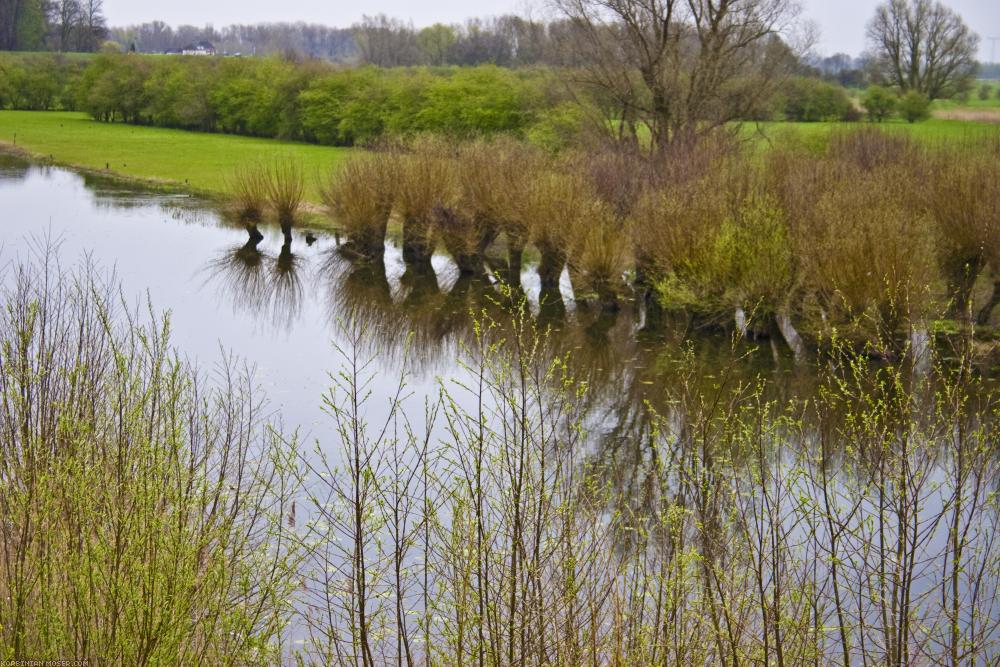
[550,0,802,149]
[866,0,979,100]
[353,14,423,67]
[52,0,79,51]
[77,0,106,51]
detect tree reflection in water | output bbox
[203,230,305,328]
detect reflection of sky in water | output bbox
[0,156,802,453]
[4,158,998,656]
[0,160,441,440]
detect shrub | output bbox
[78,54,151,122]
[436,138,540,275]
[320,153,397,260]
[395,138,457,264]
[636,173,732,317]
[782,77,854,122]
[516,168,594,290]
[978,82,992,101]
[567,203,631,309]
[898,90,931,123]
[922,150,1000,314]
[799,164,938,334]
[0,69,11,109]
[826,127,915,171]
[142,58,218,131]
[712,191,794,313]
[861,85,897,122]
[7,62,59,110]
[265,158,305,234]
[412,66,536,137]
[0,254,297,664]
[526,101,588,151]
[226,161,269,228]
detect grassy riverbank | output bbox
[747,116,1000,149]
[2,111,996,200]
[0,110,352,202]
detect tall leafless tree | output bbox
[353,14,423,67]
[79,0,106,51]
[52,0,79,51]
[866,0,979,100]
[550,0,803,149]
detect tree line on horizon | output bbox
[104,15,607,68]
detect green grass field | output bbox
[746,116,1000,153]
[2,110,997,206]
[0,110,352,202]
[934,80,1000,109]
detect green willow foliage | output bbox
[0,250,300,664]
[2,252,1000,664]
[293,292,1000,665]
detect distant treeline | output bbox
[106,15,590,67]
[982,62,1000,79]
[108,21,355,60]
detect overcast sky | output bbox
[103,0,1000,60]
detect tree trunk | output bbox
[909,322,932,377]
[505,234,525,287]
[402,215,433,266]
[976,280,1000,326]
[536,243,565,291]
[775,310,806,362]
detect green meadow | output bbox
[0,110,352,202]
[748,116,1000,145]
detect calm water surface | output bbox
[4,156,998,659]
[0,156,802,447]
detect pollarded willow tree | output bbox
[866,0,979,100]
[551,0,804,149]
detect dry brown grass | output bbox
[932,108,1000,124]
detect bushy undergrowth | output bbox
[5,255,1000,665]
[0,251,299,664]
[293,297,1000,665]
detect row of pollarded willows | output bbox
[226,158,305,244]
[320,136,632,308]
[317,129,1000,358]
